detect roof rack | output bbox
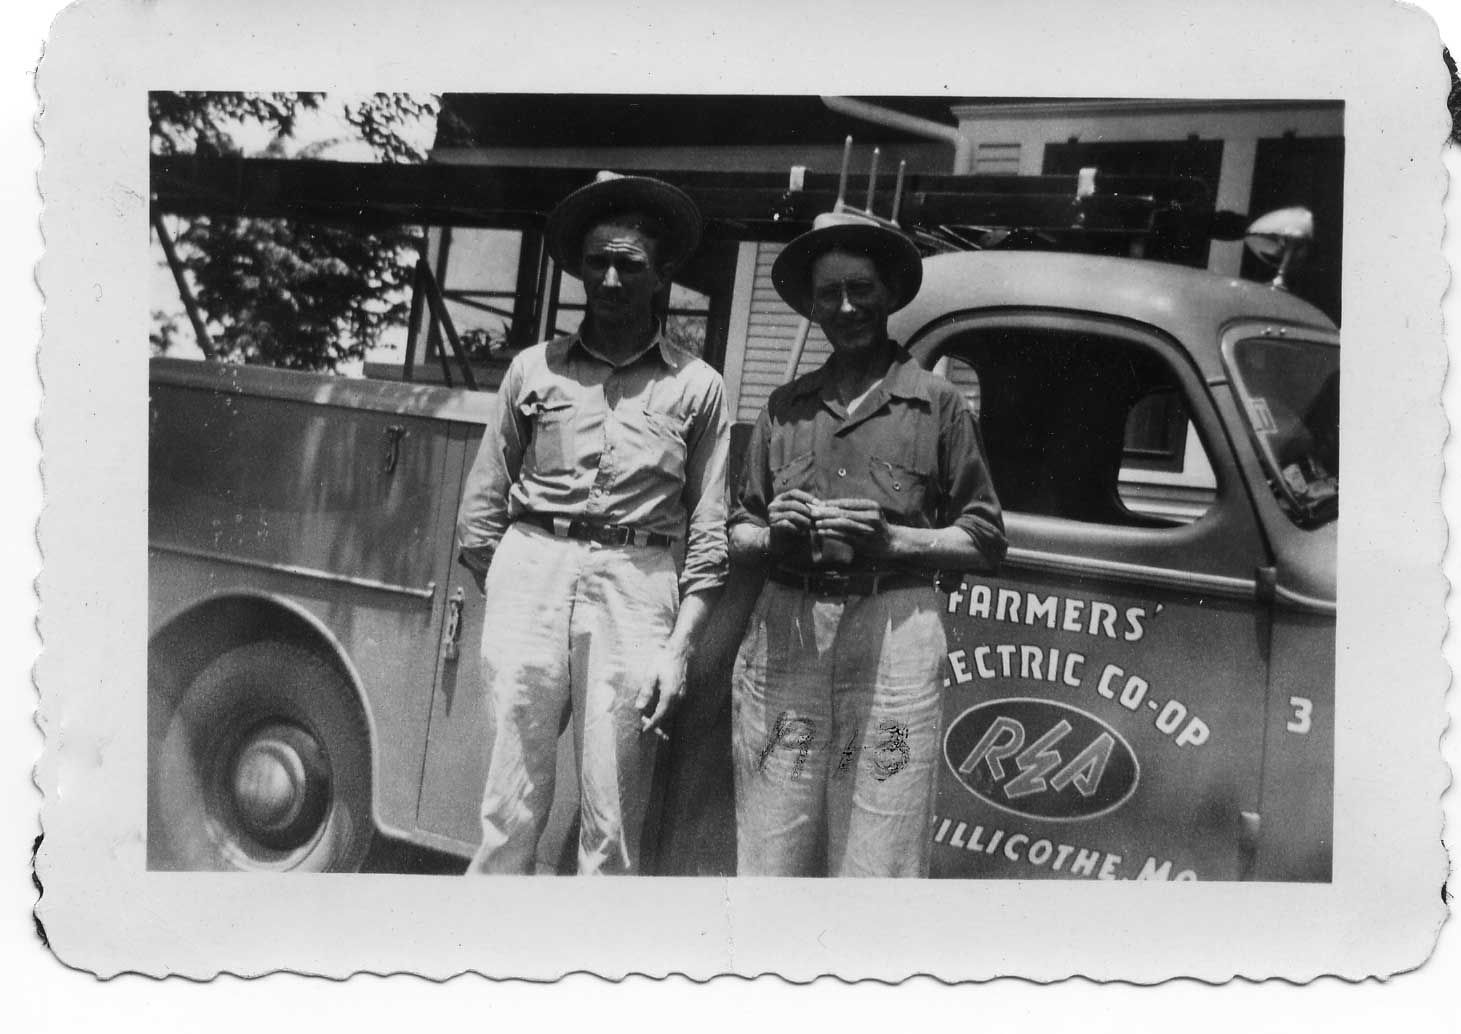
[151,154,1228,260]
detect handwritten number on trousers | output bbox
[758,712,815,778]
[759,716,911,780]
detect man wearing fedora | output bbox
[456,173,729,875]
[728,212,1006,877]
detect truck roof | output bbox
[891,251,1339,380]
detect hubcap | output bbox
[227,722,331,851]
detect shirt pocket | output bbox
[868,454,930,520]
[771,450,817,496]
[621,403,691,486]
[520,398,575,473]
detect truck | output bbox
[147,155,1335,879]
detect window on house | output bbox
[1042,138,1224,267]
[1122,389,1190,473]
[1242,136,1344,323]
[975,142,1022,175]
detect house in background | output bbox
[949,100,1344,320]
[395,94,1342,435]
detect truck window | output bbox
[935,327,1217,528]
[1226,336,1339,528]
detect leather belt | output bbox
[769,567,935,597]
[518,513,674,549]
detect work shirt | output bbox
[731,348,1006,572]
[456,329,730,596]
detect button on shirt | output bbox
[730,349,1006,571]
[456,329,730,595]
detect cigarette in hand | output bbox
[641,721,670,743]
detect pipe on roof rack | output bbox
[819,96,973,174]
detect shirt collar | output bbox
[786,345,931,404]
[881,349,933,402]
[568,321,689,370]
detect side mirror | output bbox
[1243,207,1314,290]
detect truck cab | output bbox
[891,251,1336,881]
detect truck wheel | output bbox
[149,641,373,872]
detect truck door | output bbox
[413,418,580,870]
[921,314,1272,881]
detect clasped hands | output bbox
[766,488,891,560]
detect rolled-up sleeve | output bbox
[939,397,1007,568]
[678,374,730,596]
[456,357,527,576]
[728,407,773,530]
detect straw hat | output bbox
[545,171,703,279]
[771,211,923,319]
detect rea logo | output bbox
[943,699,1139,821]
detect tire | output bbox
[148,640,373,872]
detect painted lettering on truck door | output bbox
[921,315,1273,880]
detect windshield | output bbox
[1227,335,1338,528]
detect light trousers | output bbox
[470,522,677,875]
[732,582,946,877]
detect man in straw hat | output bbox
[456,172,729,875]
[728,211,1006,877]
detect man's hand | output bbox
[767,488,819,557]
[813,498,893,558]
[460,546,494,595]
[635,645,689,742]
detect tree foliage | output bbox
[151,92,438,372]
[150,93,328,159]
[170,215,420,371]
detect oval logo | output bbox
[943,698,1139,821]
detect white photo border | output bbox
[32,0,1451,982]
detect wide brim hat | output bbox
[771,211,924,319]
[545,171,703,280]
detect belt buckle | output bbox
[814,570,857,595]
[589,522,631,547]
